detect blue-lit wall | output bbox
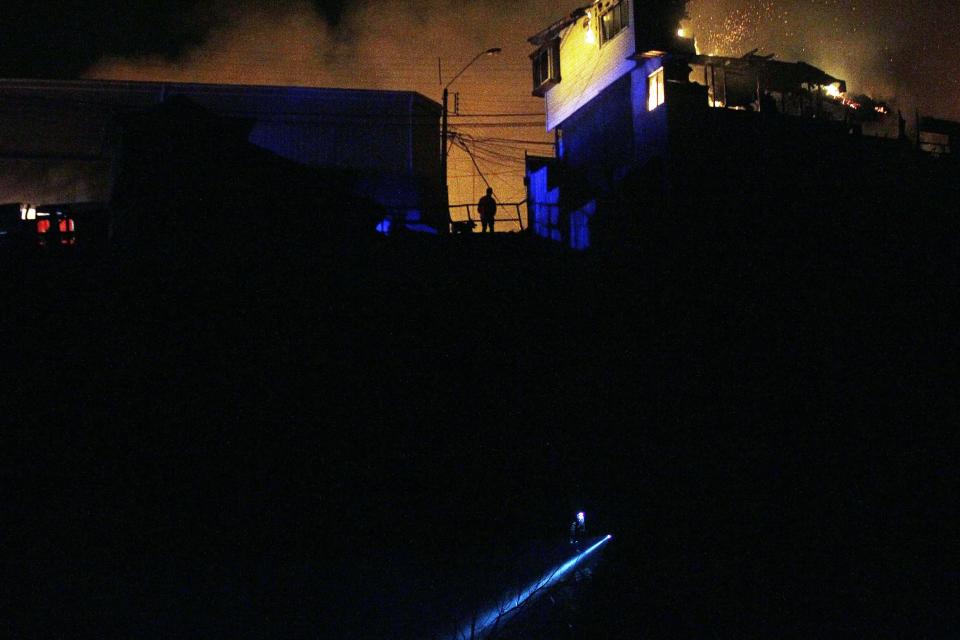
[533,53,674,250]
[631,57,670,169]
[558,55,671,191]
[569,199,596,250]
[527,162,562,243]
[559,73,635,201]
[239,88,441,217]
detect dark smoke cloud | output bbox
[685,0,960,119]
[85,0,574,210]
[82,0,958,206]
[83,1,693,209]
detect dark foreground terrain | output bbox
[2,213,957,637]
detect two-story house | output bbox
[524,1,947,252]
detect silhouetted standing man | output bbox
[478,187,497,233]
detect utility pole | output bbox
[441,86,450,233]
[439,47,501,234]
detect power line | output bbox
[452,133,550,157]
[469,136,556,146]
[449,169,524,178]
[449,112,544,117]
[450,122,546,128]
[453,139,490,189]
[457,138,552,154]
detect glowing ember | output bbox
[821,84,861,110]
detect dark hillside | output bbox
[3,185,957,636]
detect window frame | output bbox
[531,38,562,96]
[599,0,629,47]
[647,66,665,111]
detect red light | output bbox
[37,219,51,234]
[59,218,75,233]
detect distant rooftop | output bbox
[0,77,441,114]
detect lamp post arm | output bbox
[445,52,486,90]
[443,48,503,90]
[439,47,501,234]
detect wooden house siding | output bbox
[544,0,637,131]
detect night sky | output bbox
[1,0,567,210]
[2,1,958,207]
[4,0,959,116]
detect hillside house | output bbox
[524,1,957,251]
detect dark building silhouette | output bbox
[110,96,393,270]
[0,79,443,241]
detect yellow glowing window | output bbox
[648,67,665,111]
[600,0,629,45]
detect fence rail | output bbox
[448,200,526,232]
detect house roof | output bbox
[528,3,594,47]
[0,78,442,114]
[686,54,846,93]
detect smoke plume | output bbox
[84,1,700,210]
[85,0,960,209]
[86,0,574,210]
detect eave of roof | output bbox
[528,3,594,47]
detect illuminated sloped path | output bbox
[451,535,613,640]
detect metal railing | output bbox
[448,200,526,232]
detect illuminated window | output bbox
[59,218,75,233]
[600,0,629,45]
[36,219,51,234]
[532,38,561,96]
[647,67,665,111]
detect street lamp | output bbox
[440,47,501,233]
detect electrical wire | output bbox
[452,138,490,189]
[467,136,556,146]
[449,112,544,117]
